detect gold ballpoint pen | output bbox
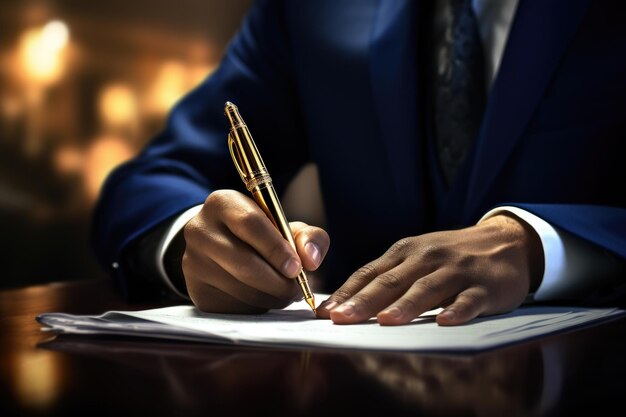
[224,101,316,316]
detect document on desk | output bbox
[37,295,625,352]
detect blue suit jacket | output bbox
[93,0,626,296]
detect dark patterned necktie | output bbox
[431,0,486,186]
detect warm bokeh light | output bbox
[98,83,139,129]
[83,135,136,203]
[41,21,70,51]
[0,0,253,288]
[147,61,187,115]
[14,351,60,410]
[1,95,24,120]
[54,145,84,175]
[145,61,214,116]
[18,20,70,85]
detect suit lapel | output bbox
[464,0,592,219]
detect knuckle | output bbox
[183,216,224,251]
[388,238,412,256]
[235,208,264,233]
[468,289,487,305]
[456,299,474,311]
[183,217,202,243]
[412,276,443,295]
[332,287,355,301]
[397,297,420,314]
[457,291,485,311]
[419,243,447,261]
[352,264,378,281]
[205,189,229,208]
[268,239,292,265]
[182,217,212,250]
[455,253,477,271]
[376,271,405,291]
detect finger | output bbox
[187,278,267,314]
[183,251,296,311]
[376,268,467,325]
[291,221,330,271]
[186,220,301,301]
[207,190,302,278]
[316,255,399,319]
[330,260,438,324]
[435,286,489,326]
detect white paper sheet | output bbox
[37,295,625,352]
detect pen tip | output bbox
[305,297,317,317]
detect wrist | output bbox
[163,229,188,297]
[483,213,544,292]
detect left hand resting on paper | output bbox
[316,213,543,326]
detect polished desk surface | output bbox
[1,278,625,417]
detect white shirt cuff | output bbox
[155,204,203,299]
[479,206,620,301]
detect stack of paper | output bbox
[37,296,625,352]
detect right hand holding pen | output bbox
[182,189,330,314]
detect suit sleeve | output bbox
[91,0,307,299]
[512,204,626,261]
[481,206,626,304]
[497,203,626,305]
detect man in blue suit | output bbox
[93,0,626,326]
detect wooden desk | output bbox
[1,278,625,417]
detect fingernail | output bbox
[282,258,301,277]
[382,306,402,318]
[334,302,355,317]
[305,242,321,268]
[439,309,456,321]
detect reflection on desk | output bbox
[2,278,626,417]
[38,336,552,417]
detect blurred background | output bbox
[0,0,253,289]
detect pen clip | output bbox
[228,131,249,184]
